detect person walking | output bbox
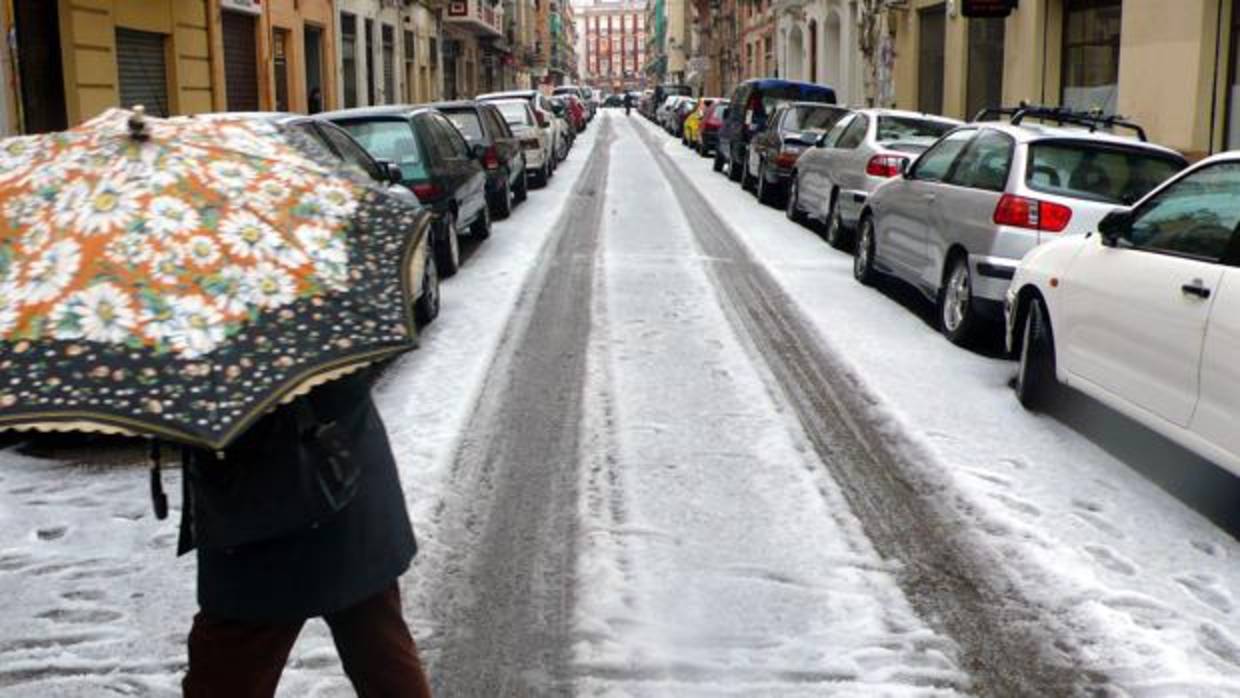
[624,92,633,117]
[178,371,431,697]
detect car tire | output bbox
[492,177,513,220]
[786,174,805,224]
[414,253,440,326]
[825,191,849,250]
[514,168,529,203]
[741,157,756,192]
[854,215,878,286]
[713,150,725,173]
[471,204,491,240]
[728,150,743,182]
[1016,296,1057,410]
[435,212,460,278]
[940,254,978,347]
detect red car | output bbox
[699,100,728,158]
[564,95,587,133]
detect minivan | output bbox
[716,79,837,184]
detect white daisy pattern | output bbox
[245,261,298,309]
[51,282,137,344]
[219,211,282,260]
[165,294,226,358]
[146,196,201,238]
[21,239,81,305]
[74,176,142,236]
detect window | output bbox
[946,130,1013,191]
[272,28,290,112]
[917,4,946,115]
[337,119,426,180]
[783,105,849,133]
[835,115,870,149]
[1127,163,1240,261]
[404,30,416,103]
[365,19,376,105]
[443,109,484,141]
[1062,0,1122,115]
[319,123,384,181]
[910,129,975,182]
[341,13,358,107]
[1025,141,1186,205]
[966,17,1005,119]
[382,24,395,104]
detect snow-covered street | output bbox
[2,111,1240,697]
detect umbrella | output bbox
[0,108,422,450]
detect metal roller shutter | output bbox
[222,11,259,111]
[116,28,169,117]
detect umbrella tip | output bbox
[128,105,150,141]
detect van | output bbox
[716,79,837,183]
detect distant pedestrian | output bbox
[179,372,431,697]
[624,92,633,117]
[309,87,323,115]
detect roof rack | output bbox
[971,101,1147,141]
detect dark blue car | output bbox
[713,79,837,185]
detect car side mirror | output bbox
[381,161,403,184]
[1098,208,1134,247]
[470,143,487,161]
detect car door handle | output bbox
[1182,279,1212,299]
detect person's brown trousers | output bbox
[183,583,432,697]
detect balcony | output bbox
[445,0,504,37]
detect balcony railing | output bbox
[444,0,504,37]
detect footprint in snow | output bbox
[36,607,124,625]
[1191,540,1222,558]
[1175,573,1234,614]
[988,492,1041,517]
[1198,622,1240,668]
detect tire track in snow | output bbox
[632,119,1100,696]
[430,119,614,696]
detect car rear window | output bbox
[494,101,531,126]
[1026,141,1187,205]
[711,103,728,118]
[877,116,956,143]
[784,106,848,133]
[442,110,483,142]
[336,119,428,181]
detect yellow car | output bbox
[682,97,720,148]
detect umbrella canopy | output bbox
[0,108,422,449]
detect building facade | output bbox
[739,0,775,82]
[645,0,688,83]
[442,0,505,98]
[772,0,862,103]
[577,0,646,92]
[887,0,1240,159]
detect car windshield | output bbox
[1026,142,1187,205]
[711,103,728,118]
[784,106,848,133]
[442,110,483,142]
[494,101,531,126]
[877,116,956,143]
[336,119,428,181]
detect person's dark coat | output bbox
[178,373,416,622]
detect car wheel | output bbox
[728,150,743,182]
[1016,296,1057,410]
[414,253,440,326]
[854,215,877,286]
[435,212,460,278]
[713,150,725,173]
[493,177,513,220]
[514,168,529,203]
[471,204,491,240]
[940,255,978,346]
[786,174,805,223]
[826,191,848,250]
[741,157,756,192]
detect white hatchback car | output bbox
[1007,152,1240,477]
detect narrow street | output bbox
[1,111,1239,697]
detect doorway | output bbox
[305,25,325,113]
[12,0,67,133]
[272,28,290,112]
[917,3,946,115]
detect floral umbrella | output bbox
[0,108,421,449]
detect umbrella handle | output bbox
[149,440,168,520]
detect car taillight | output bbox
[521,138,540,149]
[993,194,1072,233]
[865,154,906,178]
[410,182,443,201]
[482,146,500,170]
[535,111,549,128]
[774,148,803,168]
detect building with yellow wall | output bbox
[889,0,1239,159]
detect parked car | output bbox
[200,112,441,325]
[672,98,698,138]
[650,84,692,119]
[489,98,554,187]
[682,98,719,147]
[429,100,528,220]
[603,94,625,108]
[478,89,566,168]
[547,97,575,159]
[554,85,593,121]
[788,109,960,246]
[322,105,491,279]
[745,101,851,206]
[853,105,1188,346]
[716,78,838,185]
[700,101,729,158]
[1006,152,1240,478]
[657,96,691,132]
[563,94,588,132]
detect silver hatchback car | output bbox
[788,109,961,248]
[853,106,1188,346]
